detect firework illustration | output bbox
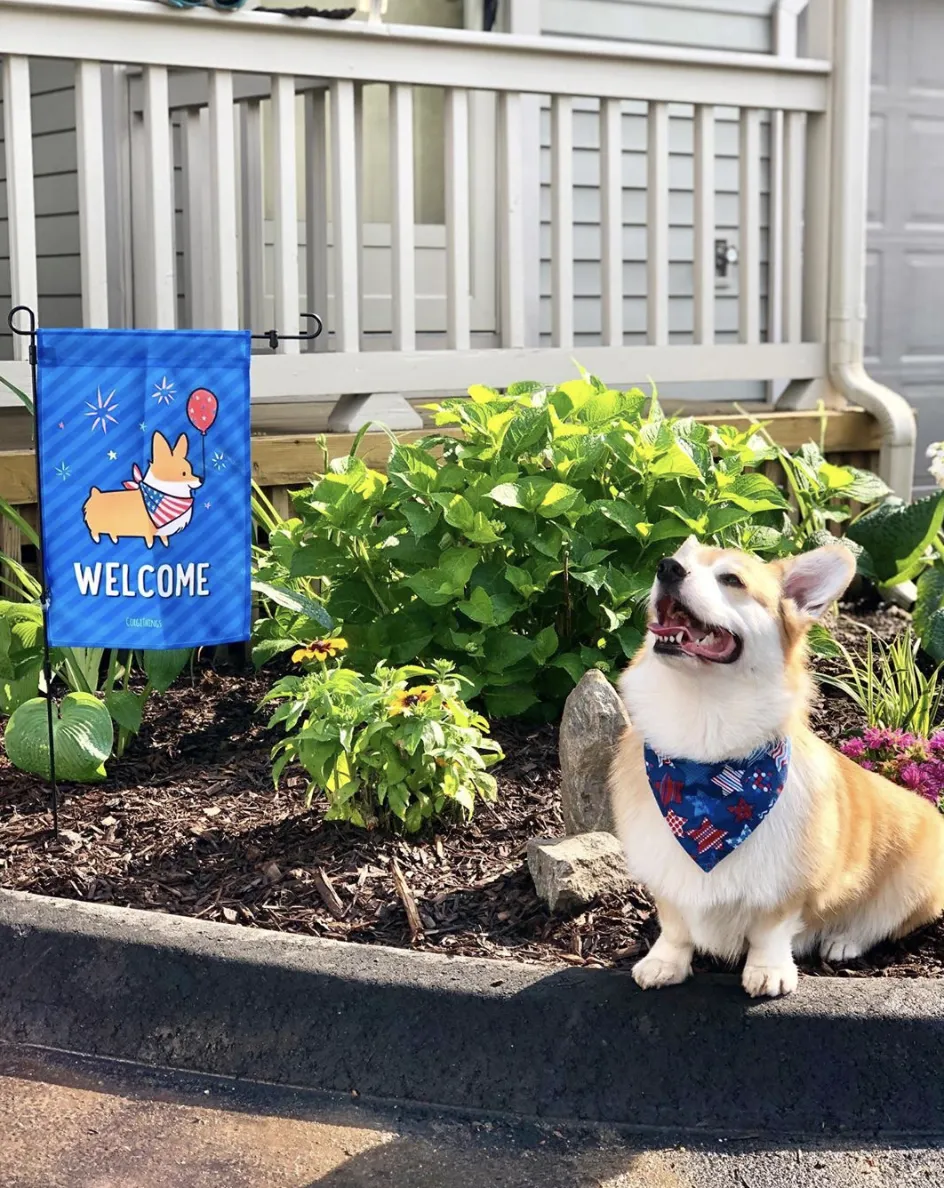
[54,461,71,482]
[211,450,227,472]
[85,387,119,434]
[152,376,176,405]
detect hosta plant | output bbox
[263,650,503,832]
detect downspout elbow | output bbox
[830,358,915,501]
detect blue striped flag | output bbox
[35,328,252,650]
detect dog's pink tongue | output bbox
[680,628,736,661]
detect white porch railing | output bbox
[0,0,916,493]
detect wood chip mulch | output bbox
[1,605,943,978]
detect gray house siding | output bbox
[536,0,776,401]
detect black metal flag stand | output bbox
[7,306,323,841]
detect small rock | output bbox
[559,669,630,836]
[263,861,283,884]
[527,832,631,913]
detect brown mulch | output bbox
[1,605,943,979]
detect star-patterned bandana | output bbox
[643,738,791,872]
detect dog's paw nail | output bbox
[742,963,798,998]
[632,955,691,990]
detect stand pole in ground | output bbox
[8,305,58,839]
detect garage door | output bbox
[868,0,944,492]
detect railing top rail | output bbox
[0,0,829,110]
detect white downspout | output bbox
[828,0,915,499]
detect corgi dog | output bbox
[83,431,203,550]
[609,537,944,998]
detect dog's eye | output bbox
[719,573,744,589]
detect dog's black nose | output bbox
[657,557,687,586]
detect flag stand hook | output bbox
[8,304,58,840]
[5,308,324,842]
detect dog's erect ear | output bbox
[172,433,189,459]
[779,546,856,618]
[151,431,171,460]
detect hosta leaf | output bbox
[847,494,944,584]
[142,648,191,693]
[5,691,113,782]
[104,689,145,734]
[915,566,944,659]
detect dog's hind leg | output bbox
[632,898,694,990]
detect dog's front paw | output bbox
[742,961,798,998]
[632,953,692,990]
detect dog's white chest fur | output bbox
[615,661,815,962]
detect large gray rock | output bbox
[527,832,632,913]
[559,669,630,836]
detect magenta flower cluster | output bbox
[840,727,944,807]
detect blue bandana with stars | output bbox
[643,738,791,872]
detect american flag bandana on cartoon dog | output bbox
[643,739,791,872]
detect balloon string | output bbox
[202,432,206,477]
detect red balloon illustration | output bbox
[187,388,218,435]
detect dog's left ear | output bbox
[172,433,188,458]
[778,545,856,619]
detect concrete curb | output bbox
[1,889,943,1135]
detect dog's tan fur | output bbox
[609,540,944,997]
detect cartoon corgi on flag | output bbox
[82,431,203,549]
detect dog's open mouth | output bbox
[649,596,742,663]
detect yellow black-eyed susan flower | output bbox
[389,685,435,715]
[292,638,348,664]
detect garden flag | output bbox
[35,328,252,651]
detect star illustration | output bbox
[204,500,212,510]
[211,450,227,472]
[726,797,754,823]
[139,421,148,432]
[84,387,119,433]
[151,376,175,405]
[57,421,65,430]
[107,450,118,461]
[54,461,70,482]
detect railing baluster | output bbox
[2,56,37,356]
[272,75,299,354]
[551,95,574,350]
[75,61,109,328]
[499,90,525,349]
[304,90,329,351]
[445,87,470,351]
[240,98,266,336]
[600,97,623,348]
[391,84,417,352]
[693,104,715,345]
[182,108,209,328]
[647,99,669,346]
[738,107,761,345]
[354,84,365,350]
[330,79,360,352]
[783,110,804,345]
[143,66,176,329]
[208,69,239,329]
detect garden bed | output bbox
[1,603,943,980]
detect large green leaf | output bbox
[847,494,944,584]
[5,691,113,782]
[104,689,146,733]
[483,685,539,718]
[914,566,944,662]
[252,580,333,629]
[722,474,790,513]
[289,539,352,578]
[142,648,192,693]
